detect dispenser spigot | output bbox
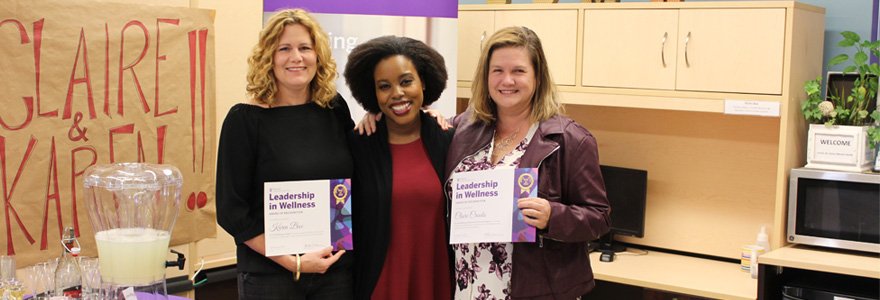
[166,249,186,270]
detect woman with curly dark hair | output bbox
[344,36,453,300]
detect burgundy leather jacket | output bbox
[446,112,611,299]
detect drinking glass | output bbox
[32,262,51,300]
[43,258,58,297]
[0,255,15,282]
[79,257,101,300]
[25,265,39,299]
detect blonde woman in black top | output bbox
[216,9,354,299]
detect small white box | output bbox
[805,124,876,172]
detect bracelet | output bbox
[294,254,301,282]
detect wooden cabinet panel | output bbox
[457,10,494,82]
[676,8,786,94]
[583,9,679,90]
[583,8,784,95]
[494,10,578,86]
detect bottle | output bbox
[756,226,770,252]
[749,226,770,279]
[54,227,82,299]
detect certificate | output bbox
[263,179,353,256]
[449,168,537,244]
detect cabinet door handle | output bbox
[684,31,691,67]
[480,31,486,51]
[661,32,668,68]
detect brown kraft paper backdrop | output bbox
[0,0,217,267]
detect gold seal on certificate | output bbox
[333,183,349,205]
[517,172,534,195]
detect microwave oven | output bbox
[787,168,879,253]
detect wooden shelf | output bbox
[758,244,880,279]
[590,250,756,300]
[456,84,785,114]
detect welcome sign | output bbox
[805,124,876,172]
[1,0,216,266]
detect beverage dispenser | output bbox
[82,163,184,299]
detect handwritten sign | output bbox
[1,0,216,266]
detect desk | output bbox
[758,244,880,279]
[757,244,880,300]
[590,250,757,300]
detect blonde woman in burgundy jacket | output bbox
[444,26,611,300]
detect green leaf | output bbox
[838,39,856,47]
[870,64,880,76]
[868,126,880,147]
[841,31,860,42]
[854,51,868,65]
[828,54,849,66]
[843,66,857,73]
[804,79,821,94]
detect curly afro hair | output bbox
[344,36,448,113]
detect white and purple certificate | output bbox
[449,168,538,244]
[263,179,353,256]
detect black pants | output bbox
[237,264,353,300]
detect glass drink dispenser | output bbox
[82,163,183,299]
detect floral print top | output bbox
[450,124,538,300]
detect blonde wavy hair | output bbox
[470,26,563,124]
[246,9,337,107]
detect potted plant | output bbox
[802,31,879,172]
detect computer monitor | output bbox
[825,72,878,113]
[596,165,648,253]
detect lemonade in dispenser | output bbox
[82,163,184,299]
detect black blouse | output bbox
[216,95,354,274]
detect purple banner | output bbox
[512,168,538,243]
[330,179,353,251]
[264,0,457,18]
[873,0,878,65]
